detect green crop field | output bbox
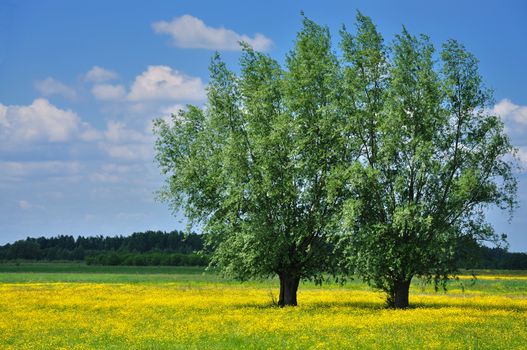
[0,262,526,349]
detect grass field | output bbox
[1,263,526,349]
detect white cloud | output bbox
[516,147,527,169]
[84,65,205,107]
[91,84,126,101]
[89,163,143,183]
[0,98,156,161]
[115,212,148,221]
[128,65,205,102]
[101,143,153,160]
[152,14,272,51]
[0,98,82,143]
[129,103,147,113]
[493,99,527,146]
[89,172,120,183]
[18,200,31,210]
[0,161,82,180]
[494,99,527,125]
[85,66,118,82]
[18,200,43,210]
[103,121,150,143]
[160,104,186,116]
[79,122,103,141]
[84,213,96,221]
[154,104,187,128]
[98,121,153,160]
[0,103,7,127]
[34,77,77,100]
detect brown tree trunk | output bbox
[387,279,411,309]
[278,273,300,307]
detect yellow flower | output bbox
[0,277,526,349]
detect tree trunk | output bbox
[278,273,300,307]
[387,279,411,309]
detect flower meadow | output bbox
[0,266,526,349]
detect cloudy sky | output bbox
[1,0,526,251]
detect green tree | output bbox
[154,18,348,306]
[340,13,517,308]
[8,240,42,260]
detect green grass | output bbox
[1,262,526,349]
[1,261,526,295]
[0,262,219,284]
[0,261,207,274]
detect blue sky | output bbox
[1,0,526,251]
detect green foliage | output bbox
[0,231,205,266]
[154,17,350,294]
[6,240,43,260]
[339,13,517,307]
[154,12,517,307]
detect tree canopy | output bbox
[154,12,517,308]
[154,17,351,306]
[339,14,517,308]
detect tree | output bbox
[8,240,42,260]
[154,17,349,307]
[340,13,517,308]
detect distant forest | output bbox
[0,231,208,266]
[1,231,526,269]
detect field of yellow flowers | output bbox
[0,264,526,349]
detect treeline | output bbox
[85,252,207,266]
[1,231,526,269]
[464,246,527,270]
[0,231,208,266]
